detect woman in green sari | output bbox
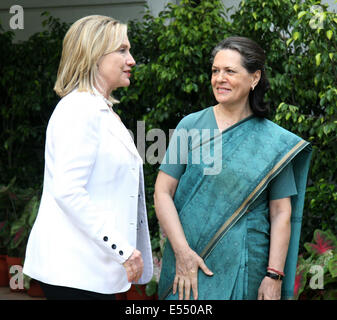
[154,37,312,300]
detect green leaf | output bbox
[326,30,333,40]
[298,11,307,19]
[286,38,293,46]
[145,278,158,296]
[329,53,334,61]
[315,53,321,66]
[252,12,258,20]
[293,31,300,40]
[328,256,337,277]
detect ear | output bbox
[251,70,261,90]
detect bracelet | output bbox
[266,271,284,281]
[267,267,285,277]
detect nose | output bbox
[127,52,136,67]
[217,70,228,82]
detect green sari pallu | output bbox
[158,116,312,300]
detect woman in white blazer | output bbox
[23,15,153,299]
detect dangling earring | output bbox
[251,86,255,91]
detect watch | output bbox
[266,271,283,281]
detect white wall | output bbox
[0,0,147,42]
[1,0,336,42]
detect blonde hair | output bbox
[54,15,127,104]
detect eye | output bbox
[211,69,219,74]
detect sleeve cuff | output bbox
[96,220,135,264]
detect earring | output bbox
[251,86,255,91]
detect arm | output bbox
[154,170,213,300]
[258,197,291,300]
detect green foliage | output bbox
[7,194,40,258]
[0,178,40,257]
[294,229,337,300]
[0,12,69,188]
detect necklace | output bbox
[93,87,114,110]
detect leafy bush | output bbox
[0,13,69,189]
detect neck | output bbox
[94,76,112,100]
[216,100,252,124]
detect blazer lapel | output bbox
[107,111,143,163]
[94,94,143,162]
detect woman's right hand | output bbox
[173,247,213,300]
[123,249,144,283]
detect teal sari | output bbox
[158,113,312,300]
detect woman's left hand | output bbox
[257,276,282,300]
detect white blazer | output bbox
[23,90,153,294]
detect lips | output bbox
[124,70,131,77]
[216,87,231,94]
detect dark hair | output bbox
[211,36,270,118]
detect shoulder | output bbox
[49,90,105,129]
[257,118,304,142]
[176,106,213,130]
[52,89,106,120]
[57,90,104,112]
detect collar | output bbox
[92,87,114,109]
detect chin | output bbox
[119,80,131,88]
[215,96,231,104]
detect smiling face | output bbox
[96,36,135,95]
[211,49,260,109]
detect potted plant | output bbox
[294,229,337,300]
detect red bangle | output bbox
[267,267,285,277]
